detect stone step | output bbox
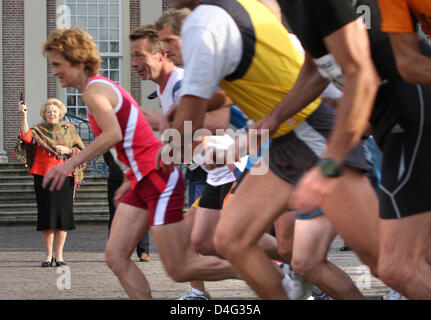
[0,195,109,224]
[0,215,109,225]
[0,176,34,183]
[0,187,107,196]
[0,183,37,191]
[0,201,108,210]
[0,193,108,203]
[0,203,110,211]
[0,163,103,172]
[0,189,109,196]
[0,175,108,184]
[0,207,109,216]
[0,164,111,224]
[0,169,29,176]
[0,207,189,225]
[0,163,25,170]
[0,181,107,191]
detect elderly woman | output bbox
[14,98,85,267]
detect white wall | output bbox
[24,0,48,128]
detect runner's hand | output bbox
[113,180,131,208]
[250,113,281,138]
[290,166,337,213]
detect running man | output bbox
[274,0,431,299]
[155,8,285,262]
[41,27,243,300]
[162,0,379,299]
[154,8,302,299]
[129,24,218,300]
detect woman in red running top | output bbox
[42,27,238,299]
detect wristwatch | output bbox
[317,158,343,177]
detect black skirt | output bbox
[33,174,76,231]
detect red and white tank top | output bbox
[85,75,162,188]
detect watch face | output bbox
[324,161,337,173]
[319,159,341,177]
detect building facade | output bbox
[1,0,173,163]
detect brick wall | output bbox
[2,0,25,162]
[163,0,173,11]
[46,0,57,99]
[130,0,141,105]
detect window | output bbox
[64,0,122,118]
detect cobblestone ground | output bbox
[0,224,389,300]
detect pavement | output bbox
[0,223,390,300]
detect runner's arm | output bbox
[142,107,163,131]
[388,32,431,87]
[207,89,234,112]
[262,52,329,133]
[171,95,208,137]
[322,20,380,164]
[203,108,230,134]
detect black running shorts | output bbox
[198,182,234,210]
[268,102,368,185]
[378,83,431,219]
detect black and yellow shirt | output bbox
[201,0,321,138]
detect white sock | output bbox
[281,274,292,296]
[311,285,323,295]
[191,288,205,295]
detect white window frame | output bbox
[63,0,123,119]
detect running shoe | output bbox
[308,285,333,300]
[278,263,312,300]
[178,289,212,300]
[138,252,150,262]
[383,289,408,300]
